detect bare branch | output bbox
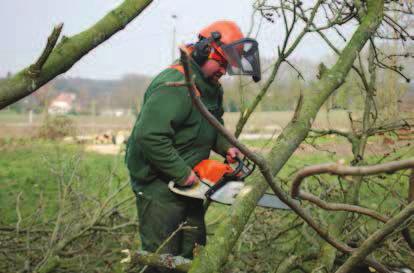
[299,191,389,223]
[291,159,414,198]
[27,23,63,78]
[0,0,153,109]
[234,0,323,137]
[285,59,305,80]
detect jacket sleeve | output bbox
[135,87,192,185]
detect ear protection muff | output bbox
[191,32,222,66]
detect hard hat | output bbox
[198,20,262,82]
[199,20,244,57]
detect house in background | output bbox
[48,93,76,115]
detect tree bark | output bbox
[0,0,153,110]
[188,1,384,272]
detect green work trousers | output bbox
[132,179,206,273]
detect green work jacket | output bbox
[125,60,231,186]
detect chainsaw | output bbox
[168,157,292,210]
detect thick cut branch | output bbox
[184,0,386,272]
[275,253,318,273]
[121,250,191,272]
[0,0,153,109]
[335,201,414,273]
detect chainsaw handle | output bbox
[229,157,244,176]
[227,157,256,180]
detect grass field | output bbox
[0,116,413,271]
[1,134,412,222]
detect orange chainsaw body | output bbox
[193,159,234,185]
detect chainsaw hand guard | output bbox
[228,157,256,180]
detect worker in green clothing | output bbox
[125,20,261,272]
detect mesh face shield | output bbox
[221,38,261,82]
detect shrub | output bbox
[38,115,76,140]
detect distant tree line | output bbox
[2,56,413,115]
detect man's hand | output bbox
[182,170,199,187]
[226,147,243,163]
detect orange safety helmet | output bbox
[199,20,244,59]
[197,20,261,82]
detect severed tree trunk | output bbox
[189,1,385,272]
[0,0,153,110]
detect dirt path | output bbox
[85,144,122,155]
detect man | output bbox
[125,20,261,272]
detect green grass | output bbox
[1,140,411,224]
[0,139,412,272]
[0,140,130,224]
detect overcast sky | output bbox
[1,0,355,80]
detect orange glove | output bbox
[226,147,243,163]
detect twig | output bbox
[15,192,23,234]
[234,0,323,137]
[285,59,305,80]
[90,221,138,232]
[27,23,64,78]
[292,89,304,123]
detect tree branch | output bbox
[291,159,414,198]
[121,250,191,272]
[27,23,64,78]
[0,0,153,109]
[299,191,389,223]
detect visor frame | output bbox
[220,38,261,81]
